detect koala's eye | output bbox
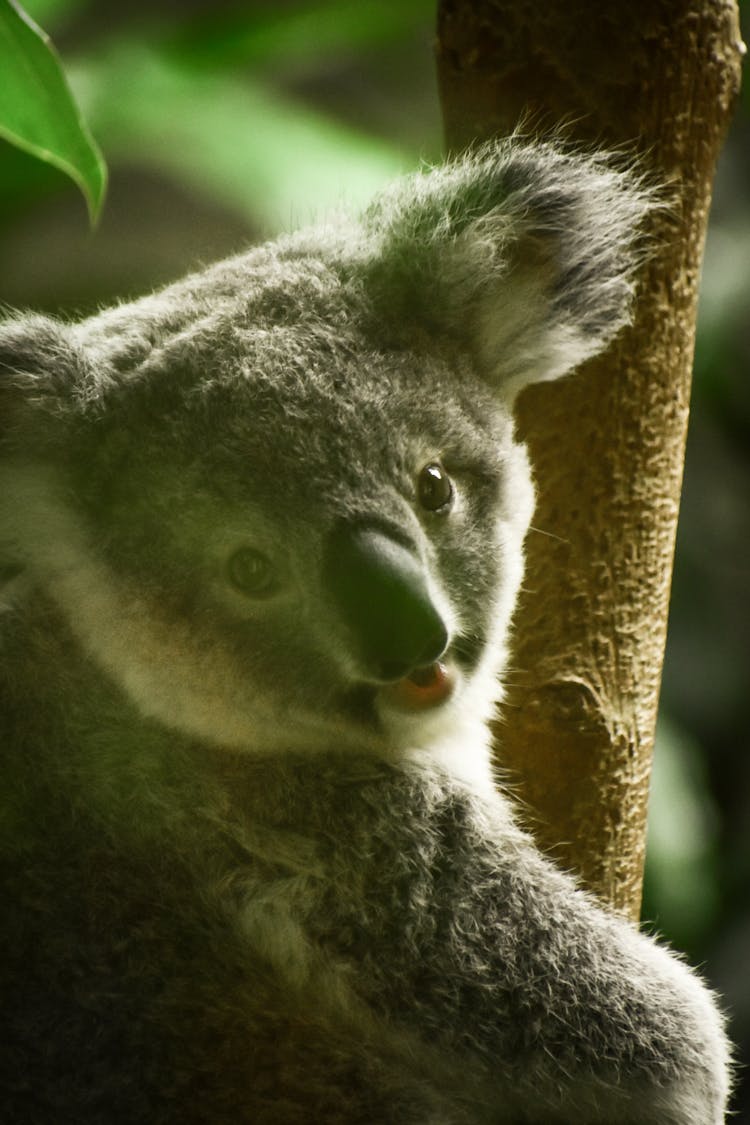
[226,548,277,598]
[417,462,453,512]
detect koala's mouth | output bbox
[379,661,454,713]
[339,662,454,729]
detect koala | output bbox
[0,139,732,1124]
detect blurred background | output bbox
[2,0,748,1116]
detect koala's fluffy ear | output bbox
[362,139,657,398]
[0,314,94,453]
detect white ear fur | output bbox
[445,223,627,399]
[364,138,658,398]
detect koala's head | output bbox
[0,140,653,778]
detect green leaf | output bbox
[0,0,106,223]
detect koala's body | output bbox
[0,140,731,1124]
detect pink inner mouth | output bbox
[381,661,454,711]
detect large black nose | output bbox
[324,523,448,682]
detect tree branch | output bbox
[436,0,744,918]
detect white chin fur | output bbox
[377,658,503,794]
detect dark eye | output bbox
[417,462,453,512]
[226,548,277,597]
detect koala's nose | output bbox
[324,523,448,683]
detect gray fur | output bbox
[0,139,730,1123]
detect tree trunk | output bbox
[436,0,744,920]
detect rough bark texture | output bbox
[436,0,744,919]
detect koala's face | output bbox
[1,139,649,768]
[46,308,533,763]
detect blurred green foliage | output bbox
[15,0,435,231]
[68,43,408,230]
[1,0,442,308]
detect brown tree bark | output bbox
[436,0,744,919]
